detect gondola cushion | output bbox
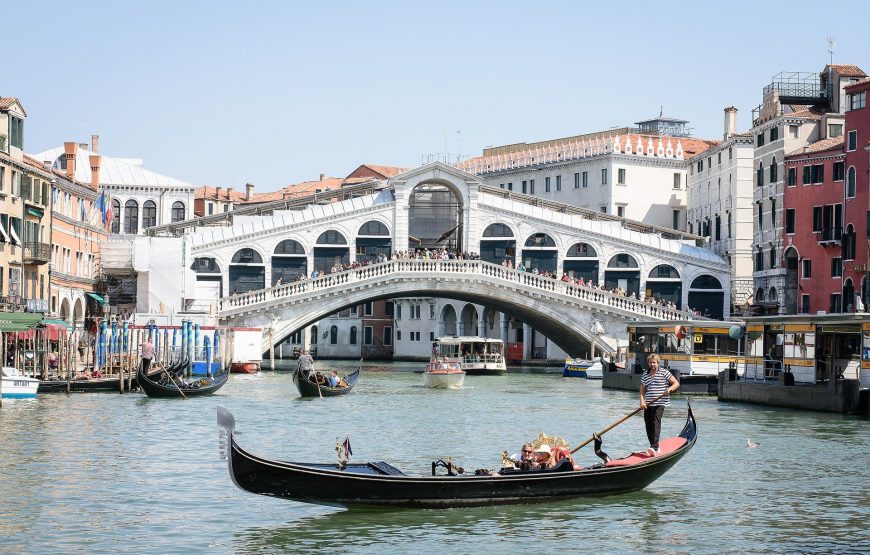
[605,437,688,467]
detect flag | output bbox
[80,198,86,221]
[95,191,106,222]
[342,436,352,459]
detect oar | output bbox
[569,389,672,454]
[161,363,187,400]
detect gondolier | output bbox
[140,337,155,374]
[297,349,314,378]
[639,353,679,457]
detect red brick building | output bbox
[783,77,870,313]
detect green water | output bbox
[1,363,868,554]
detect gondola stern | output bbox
[217,406,247,492]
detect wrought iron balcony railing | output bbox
[23,241,51,264]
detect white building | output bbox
[686,107,756,311]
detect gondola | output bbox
[292,364,360,398]
[138,358,229,398]
[216,402,697,508]
[38,375,139,393]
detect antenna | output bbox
[826,36,836,65]
[454,130,461,162]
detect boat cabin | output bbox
[436,337,504,365]
[627,320,744,377]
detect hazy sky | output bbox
[10,1,869,192]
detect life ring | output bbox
[675,325,687,340]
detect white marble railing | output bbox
[219,259,697,321]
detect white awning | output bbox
[9,224,21,245]
[0,223,9,243]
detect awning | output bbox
[0,224,9,243]
[42,318,73,331]
[0,312,43,332]
[87,292,106,305]
[9,224,21,245]
[27,207,44,218]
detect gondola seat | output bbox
[605,437,688,467]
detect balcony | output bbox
[818,227,842,246]
[22,241,51,264]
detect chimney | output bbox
[245,183,254,201]
[319,173,326,181]
[63,142,77,180]
[226,187,233,199]
[78,142,89,150]
[89,154,101,191]
[214,186,221,200]
[91,134,100,154]
[724,107,738,139]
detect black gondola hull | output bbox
[293,367,360,398]
[219,404,697,508]
[38,376,139,393]
[138,360,229,398]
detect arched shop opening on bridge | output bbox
[314,230,349,273]
[604,253,640,297]
[522,233,557,273]
[229,248,265,294]
[272,240,307,285]
[408,182,462,251]
[480,223,515,266]
[192,257,223,299]
[440,304,458,336]
[688,275,725,319]
[563,242,599,283]
[646,264,681,308]
[356,221,391,263]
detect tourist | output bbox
[328,370,340,387]
[639,353,679,456]
[532,444,553,468]
[140,336,156,374]
[297,349,315,378]
[510,442,535,470]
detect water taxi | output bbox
[422,358,465,389]
[1,367,40,399]
[435,337,506,376]
[563,359,593,378]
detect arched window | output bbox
[317,230,347,244]
[124,200,139,234]
[350,326,358,345]
[757,162,764,187]
[111,199,121,234]
[769,156,778,182]
[483,223,514,237]
[566,243,597,257]
[843,279,855,313]
[756,288,765,303]
[142,200,157,228]
[191,257,220,273]
[231,248,263,264]
[330,325,338,344]
[768,287,777,302]
[607,254,638,268]
[847,166,856,198]
[649,265,680,279]
[358,221,389,236]
[843,225,856,260]
[171,201,185,223]
[274,240,305,255]
[691,275,723,289]
[524,233,556,247]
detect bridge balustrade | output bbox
[219,259,697,321]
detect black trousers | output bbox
[644,405,665,449]
[141,357,152,374]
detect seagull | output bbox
[746,438,760,448]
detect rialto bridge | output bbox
[150,162,730,359]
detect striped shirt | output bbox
[641,368,673,406]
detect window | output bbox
[707,157,712,169]
[601,169,608,185]
[832,257,843,278]
[833,161,845,181]
[410,304,420,319]
[0,166,4,192]
[769,158,777,183]
[715,215,721,240]
[801,294,810,314]
[769,126,779,141]
[729,146,733,160]
[529,179,535,194]
[718,152,722,165]
[555,175,561,191]
[396,304,401,319]
[507,182,513,191]
[829,124,843,138]
[802,165,811,185]
[802,259,811,278]
[727,212,732,238]
[769,248,776,269]
[830,294,842,313]
[617,169,625,185]
[364,301,373,316]
[545,177,551,193]
[581,172,587,188]
[786,208,795,234]
[849,91,866,110]
[383,326,392,346]
[672,209,680,230]
[429,304,435,319]
[847,130,857,151]
[770,198,776,227]
[757,132,765,147]
[673,173,681,189]
[697,161,703,173]
[811,164,824,184]
[208,203,214,215]
[330,325,338,344]
[124,200,139,234]
[617,206,625,218]
[350,326,357,345]
[812,206,822,231]
[171,201,185,222]
[522,180,527,194]
[847,167,857,198]
[429,331,435,342]
[757,163,764,187]
[755,248,763,271]
[787,167,797,186]
[9,116,23,149]
[788,125,799,140]
[142,200,157,228]
[600,206,607,214]
[757,202,763,228]
[574,173,579,189]
[364,326,373,345]
[396,330,401,341]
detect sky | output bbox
[9,1,870,192]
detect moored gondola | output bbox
[138,359,229,398]
[216,402,697,508]
[38,375,139,393]
[293,364,360,398]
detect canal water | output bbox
[1,363,868,554]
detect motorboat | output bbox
[435,337,506,376]
[563,359,592,378]
[422,359,465,389]
[1,366,40,399]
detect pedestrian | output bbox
[639,353,679,457]
[141,336,156,374]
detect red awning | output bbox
[7,324,68,341]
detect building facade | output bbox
[686,107,756,312]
